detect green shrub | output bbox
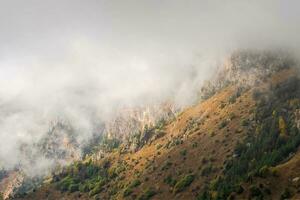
[235,185,244,194]
[131,179,141,187]
[249,185,262,198]
[68,184,79,192]
[228,95,237,104]
[201,165,213,176]
[280,188,292,200]
[270,168,279,177]
[228,87,243,104]
[54,162,107,195]
[197,189,211,200]
[123,187,133,197]
[79,184,89,192]
[161,161,173,171]
[173,174,195,193]
[175,139,181,146]
[180,149,187,156]
[257,166,270,178]
[219,120,228,129]
[241,119,249,126]
[192,142,198,148]
[209,178,219,190]
[138,188,157,200]
[113,163,126,175]
[56,176,76,192]
[88,181,105,197]
[164,175,177,187]
[123,179,141,197]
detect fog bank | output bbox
[0,0,300,174]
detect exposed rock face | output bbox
[200,50,295,100]
[103,102,178,141]
[0,171,24,199]
[39,121,82,163]
[90,102,179,161]
[15,121,82,176]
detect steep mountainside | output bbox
[7,50,300,200]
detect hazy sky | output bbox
[0,0,300,174]
[1,0,300,108]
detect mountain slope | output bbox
[12,51,300,200]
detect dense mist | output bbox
[0,0,300,175]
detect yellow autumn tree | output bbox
[278,116,287,136]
